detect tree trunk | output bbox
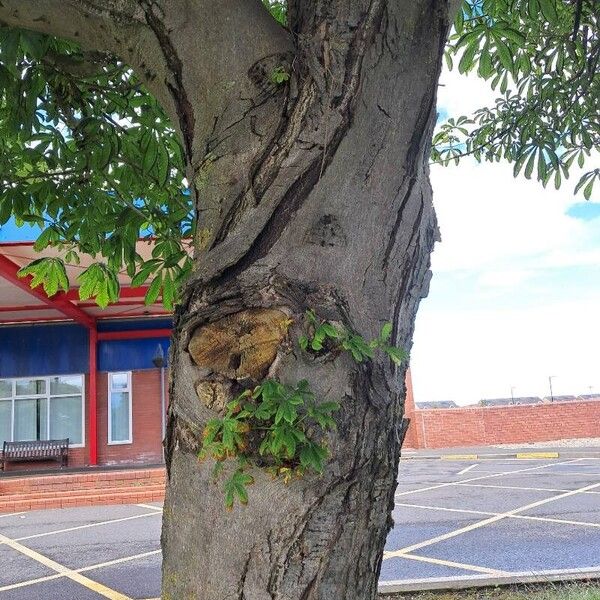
[0,1,453,598]
[162,2,450,598]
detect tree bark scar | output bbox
[188,308,290,383]
[141,2,195,162]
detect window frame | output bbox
[107,371,133,445]
[0,375,85,448]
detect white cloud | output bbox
[410,66,600,407]
[411,297,600,406]
[430,160,597,274]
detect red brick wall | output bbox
[402,368,419,450]
[403,400,600,449]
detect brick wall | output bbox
[97,369,166,465]
[404,400,600,449]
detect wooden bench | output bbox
[1,439,69,471]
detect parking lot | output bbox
[382,456,600,591]
[0,457,599,598]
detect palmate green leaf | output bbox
[144,274,163,306]
[380,322,393,343]
[224,468,254,510]
[17,257,69,297]
[538,0,559,25]
[299,443,328,474]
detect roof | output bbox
[0,240,183,327]
[578,394,600,401]
[480,397,543,406]
[542,395,578,402]
[416,401,458,409]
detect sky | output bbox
[410,68,600,406]
[1,66,598,406]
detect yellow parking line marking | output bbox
[396,502,600,529]
[136,503,163,512]
[385,481,600,559]
[395,458,582,498]
[398,552,509,575]
[15,510,161,542]
[0,549,161,593]
[441,454,479,460]
[457,464,479,475]
[0,532,130,599]
[516,452,560,459]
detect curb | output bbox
[401,450,600,460]
[378,567,600,594]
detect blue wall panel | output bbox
[0,323,89,378]
[98,337,170,372]
[0,318,172,378]
[97,318,172,332]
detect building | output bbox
[542,395,577,403]
[0,241,172,470]
[415,401,457,409]
[479,396,543,407]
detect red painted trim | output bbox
[0,316,71,325]
[0,304,52,312]
[89,328,98,466]
[64,286,150,301]
[78,300,145,308]
[97,328,172,341]
[0,254,95,329]
[0,241,39,247]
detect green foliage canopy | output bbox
[0,30,191,306]
[435,0,599,198]
[0,0,597,307]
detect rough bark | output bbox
[0,1,454,598]
[163,1,450,598]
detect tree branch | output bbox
[0,0,293,170]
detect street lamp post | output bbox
[548,375,556,402]
[510,386,516,404]
[152,344,166,442]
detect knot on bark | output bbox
[248,52,293,97]
[188,308,291,397]
[305,214,347,247]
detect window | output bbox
[0,375,84,446]
[108,372,132,444]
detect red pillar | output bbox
[89,327,98,466]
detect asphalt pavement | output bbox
[0,456,599,598]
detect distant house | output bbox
[542,395,578,403]
[480,396,543,407]
[415,401,458,409]
[577,394,600,402]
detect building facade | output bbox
[0,242,172,470]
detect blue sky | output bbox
[0,220,41,241]
[411,69,600,405]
